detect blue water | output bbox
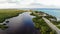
[35,9,60,21]
[0,12,35,34]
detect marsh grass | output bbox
[0,24,8,30]
[0,9,24,23]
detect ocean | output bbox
[34,9,60,21]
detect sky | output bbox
[0,0,60,8]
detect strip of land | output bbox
[30,11,57,34]
[42,17,60,34]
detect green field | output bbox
[0,9,24,23]
[0,9,25,30]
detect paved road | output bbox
[42,17,60,34]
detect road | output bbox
[42,17,60,34]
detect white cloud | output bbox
[0,0,60,8]
[0,0,7,3]
[25,0,60,8]
[38,0,60,6]
[0,3,19,9]
[19,0,34,5]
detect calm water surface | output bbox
[0,12,35,34]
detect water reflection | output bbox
[0,12,35,34]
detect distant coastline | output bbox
[20,8,60,10]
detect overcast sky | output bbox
[0,0,60,8]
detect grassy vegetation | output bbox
[0,9,25,30]
[44,15,57,20]
[0,9,25,23]
[0,24,8,30]
[33,17,56,34]
[30,11,57,34]
[52,21,60,29]
[44,15,60,29]
[40,11,60,29]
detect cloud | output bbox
[0,0,60,8]
[0,3,19,9]
[23,3,59,8]
[38,0,60,6]
[0,0,7,3]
